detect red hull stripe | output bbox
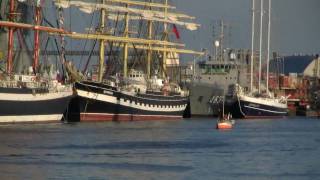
[80,113,182,121]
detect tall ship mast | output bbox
[0,0,73,123]
[56,0,204,121]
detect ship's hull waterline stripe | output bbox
[0,114,63,123]
[244,105,288,114]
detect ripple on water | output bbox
[0,118,319,179]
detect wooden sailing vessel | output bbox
[56,0,204,121]
[0,0,73,123]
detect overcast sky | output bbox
[172,0,320,56]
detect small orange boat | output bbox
[216,113,234,129]
[217,92,234,129]
[216,121,233,129]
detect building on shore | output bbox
[269,54,320,116]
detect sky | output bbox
[8,0,319,67]
[40,0,320,57]
[172,0,320,56]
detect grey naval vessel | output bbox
[184,20,251,117]
[188,49,251,117]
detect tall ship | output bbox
[0,0,73,123]
[55,0,204,121]
[188,21,251,117]
[225,0,288,119]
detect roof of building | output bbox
[270,55,317,75]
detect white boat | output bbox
[226,0,288,119]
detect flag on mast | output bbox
[172,24,180,39]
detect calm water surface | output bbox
[0,117,319,179]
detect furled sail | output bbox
[52,0,205,56]
[106,13,200,31]
[63,32,185,47]
[54,0,199,30]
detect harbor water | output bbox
[0,117,319,179]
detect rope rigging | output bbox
[77,0,99,71]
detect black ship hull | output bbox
[67,81,188,121]
[0,87,73,123]
[225,95,288,119]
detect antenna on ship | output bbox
[219,20,224,62]
[212,20,225,62]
